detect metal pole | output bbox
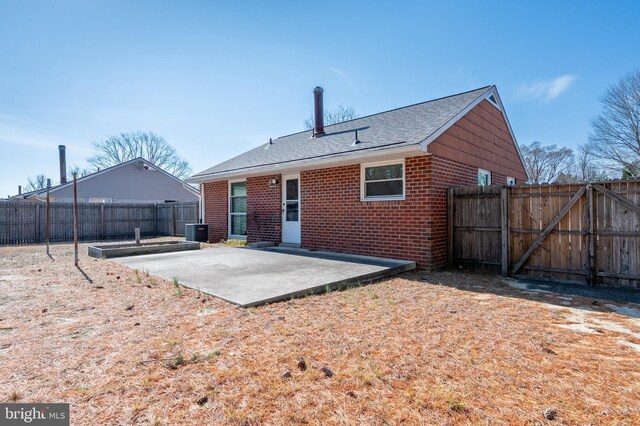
[73,172,78,267]
[46,184,50,255]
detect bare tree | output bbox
[520,141,574,184]
[574,145,609,181]
[586,69,640,178]
[87,131,192,178]
[25,174,49,192]
[68,165,91,178]
[303,105,358,130]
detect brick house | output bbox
[186,86,527,270]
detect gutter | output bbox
[186,144,424,184]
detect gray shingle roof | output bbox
[190,86,491,180]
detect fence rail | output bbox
[0,201,199,245]
[448,179,640,289]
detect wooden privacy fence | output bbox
[155,202,199,237]
[0,201,199,245]
[448,180,640,288]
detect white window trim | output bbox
[360,159,406,201]
[506,176,516,186]
[88,197,112,203]
[478,168,492,186]
[228,179,247,240]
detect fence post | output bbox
[446,187,454,267]
[46,187,50,254]
[153,204,158,237]
[171,204,176,237]
[35,204,40,243]
[100,204,105,240]
[73,173,78,267]
[501,187,509,276]
[587,184,595,285]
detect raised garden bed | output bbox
[88,240,200,259]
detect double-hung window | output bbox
[229,181,246,238]
[361,161,405,200]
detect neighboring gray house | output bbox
[14,158,199,203]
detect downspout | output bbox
[200,183,205,224]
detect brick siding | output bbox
[247,175,282,243]
[201,155,502,269]
[301,156,432,266]
[202,181,228,242]
[300,155,481,269]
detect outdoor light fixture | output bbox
[269,178,278,188]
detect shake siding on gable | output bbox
[427,100,527,183]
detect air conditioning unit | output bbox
[185,224,208,242]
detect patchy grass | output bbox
[0,243,639,425]
[172,277,183,297]
[223,239,247,247]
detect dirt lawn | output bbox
[1,242,639,425]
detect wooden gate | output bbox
[448,180,640,288]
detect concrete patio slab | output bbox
[113,246,415,307]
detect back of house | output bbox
[187,86,527,270]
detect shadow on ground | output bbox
[405,269,640,319]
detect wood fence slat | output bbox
[587,185,595,284]
[511,185,587,275]
[593,184,640,216]
[0,201,198,245]
[501,187,509,276]
[451,179,640,288]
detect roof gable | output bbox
[188,86,494,181]
[16,158,199,200]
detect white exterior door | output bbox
[282,174,301,244]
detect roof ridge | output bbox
[271,85,492,142]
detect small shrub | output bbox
[172,278,183,297]
[194,350,221,363]
[447,392,466,411]
[224,239,247,247]
[174,353,185,366]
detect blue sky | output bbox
[1,1,639,197]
